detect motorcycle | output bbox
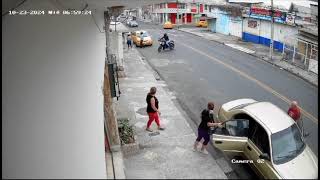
[158,37,174,52]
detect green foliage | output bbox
[118,118,135,145]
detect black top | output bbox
[162,34,169,41]
[146,94,159,113]
[198,109,215,130]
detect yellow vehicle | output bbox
[196,20,208,28]
[212,99,318,179]
[163,21,173,29]
[131,30,153,47]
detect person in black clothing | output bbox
[160,33,169,49]
[193,102,222,154]
[127,34,132,49]
[145,87,165,132]
[139,31,144,48]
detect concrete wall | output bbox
[229,17,242,38]
[207,8,230,35]
[243,18,260,36]
[243,18,298,51]
[2,0,107,178]
[207,8,243,38]
[216,12,230,35]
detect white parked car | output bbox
[212,99,318,179]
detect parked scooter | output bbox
[158,37,174,52]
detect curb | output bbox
[177,29,318,88]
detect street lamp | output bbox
[269,0,274,61]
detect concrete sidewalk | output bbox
[114,44,228,179]
[178,27,318,87]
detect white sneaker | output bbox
[192,146,197,152]
[200,149,209,155]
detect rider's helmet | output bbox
[164,33,167,36]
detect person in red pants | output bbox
[145,87,165,132]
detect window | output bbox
[213,119,249,137]
[250,123,270,155]
[139,32,149,37]
[271,124,305,164]
[225,119,249,137]
[179,3,186,9]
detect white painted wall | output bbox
[260,19,271,38]
[259,20,298,46]
[229,19,242,38]
[243,18,298,46]
[243,18,261,36]
[2,0,107,178]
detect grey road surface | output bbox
[127,22,318,177]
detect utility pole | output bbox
[269,0,274,61]
[176,0,179,27]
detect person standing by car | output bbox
[287,101,308,136]
[127,34,132,49]
[146,87,165,132]
[139,31,144,48]
[193,102,222,154]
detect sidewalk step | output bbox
[225,43,255,54]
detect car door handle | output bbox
[247,146,252,151]
[215,141,223,144]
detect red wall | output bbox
[200,4,203,13]
[187,14,192,23]
[170,13,176,24]
[168,3,177,8]
[182,14,192,23]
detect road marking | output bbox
[178,42,318,125]
[225,44,255,54]
[167,33,178,37]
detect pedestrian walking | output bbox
[145,87,165,132]
[287,101,309,136]
[193,102,222,154]
[127,34,132,49]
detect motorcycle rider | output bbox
[160,33,170,49]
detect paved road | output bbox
[127,22,318,177]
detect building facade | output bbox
[242,5,298,51]
[207,6,243,37]
[148,1,211,24]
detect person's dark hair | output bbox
[148,87,157,95]
[207,102,214,110]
